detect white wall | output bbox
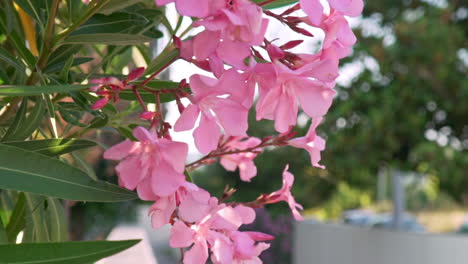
[294,221,468,264]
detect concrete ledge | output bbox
[294,221,468,264]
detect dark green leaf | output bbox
[0,144,137,202]
[45,198,68,242]
[44,57,94,73]
[1,98,45,141]
[1,98,27,141]
[0,239,140,264]
[0,218,7,245]
[2,138,97,156]
[24,194,49,242]
[0,19,36,68]
[5,193,26,243]
[0,84,87,96]
[63,33,153,45]
[71,12,162,39]
[99,0,145,15]
[57,102,87,127]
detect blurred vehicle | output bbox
[343,210,425,232]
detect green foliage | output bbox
[0,0,166,259]
[0,144,137,202]
[0,239,140,264]
[2,138,97,156]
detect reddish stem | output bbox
[258,0,278,6]
[132,87,148,112]
[139,57,178,87]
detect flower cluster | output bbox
[100,0,362,263]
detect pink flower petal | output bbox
[184,239,209,264]
[174,104,200,132]
[151,162,185,197]
[103,140,139,160]
[170,221,196,248]
[193,113,221,154]
[300,0,324,25]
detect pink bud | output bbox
[280,40,304,50]
[140,111,156,120]
[127,67,146,82]
[266,44,285,60]
[91,97,109,110]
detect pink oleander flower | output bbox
[254,61,336,133]
[288,117,326,169]
[170,204,273,264]
[220,137,262,182]
[180,0,268,75]
[300,0,363,26]
[154,0,212,18]
[149,182,218,228]
[89,67,145,110]
[104,126,187,198]
[174,70,250,154]
[265,165,304,220]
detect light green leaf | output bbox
[0,85,87,96]
[0,144,137,202]
[63,33,153,45]
[0,240,140,264]
[1,139,97,157]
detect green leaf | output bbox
[24,194,50,242]
[44,198,68,242]
[252,0,298,9]
[1,139,97,157]
[0,239,140,264]
[5,193,26,243]
[0,144,137,202]
[71,152,98,181]
[63,33,153,45]
[70,12,162,39]
[0,218,7,245]
[1,98,28,141]
[44,57,94,74]
[0,84,87,96]
[145,47,179,75]
[1,98,45,142]
[99,0,145,15]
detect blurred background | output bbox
[72,0,467,263]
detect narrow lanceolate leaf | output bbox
[45,198,68,242]
[0,218,7,244]
[24,194,50,242]
[63,33,153,45]
[252,0,298,9]
[2,139,97,156]
[0,240,140,264]
[5,193,26,243]
[0,84,87,96]
[1,99,45,142]
[145,47,179,75]
[0,144,137,202]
